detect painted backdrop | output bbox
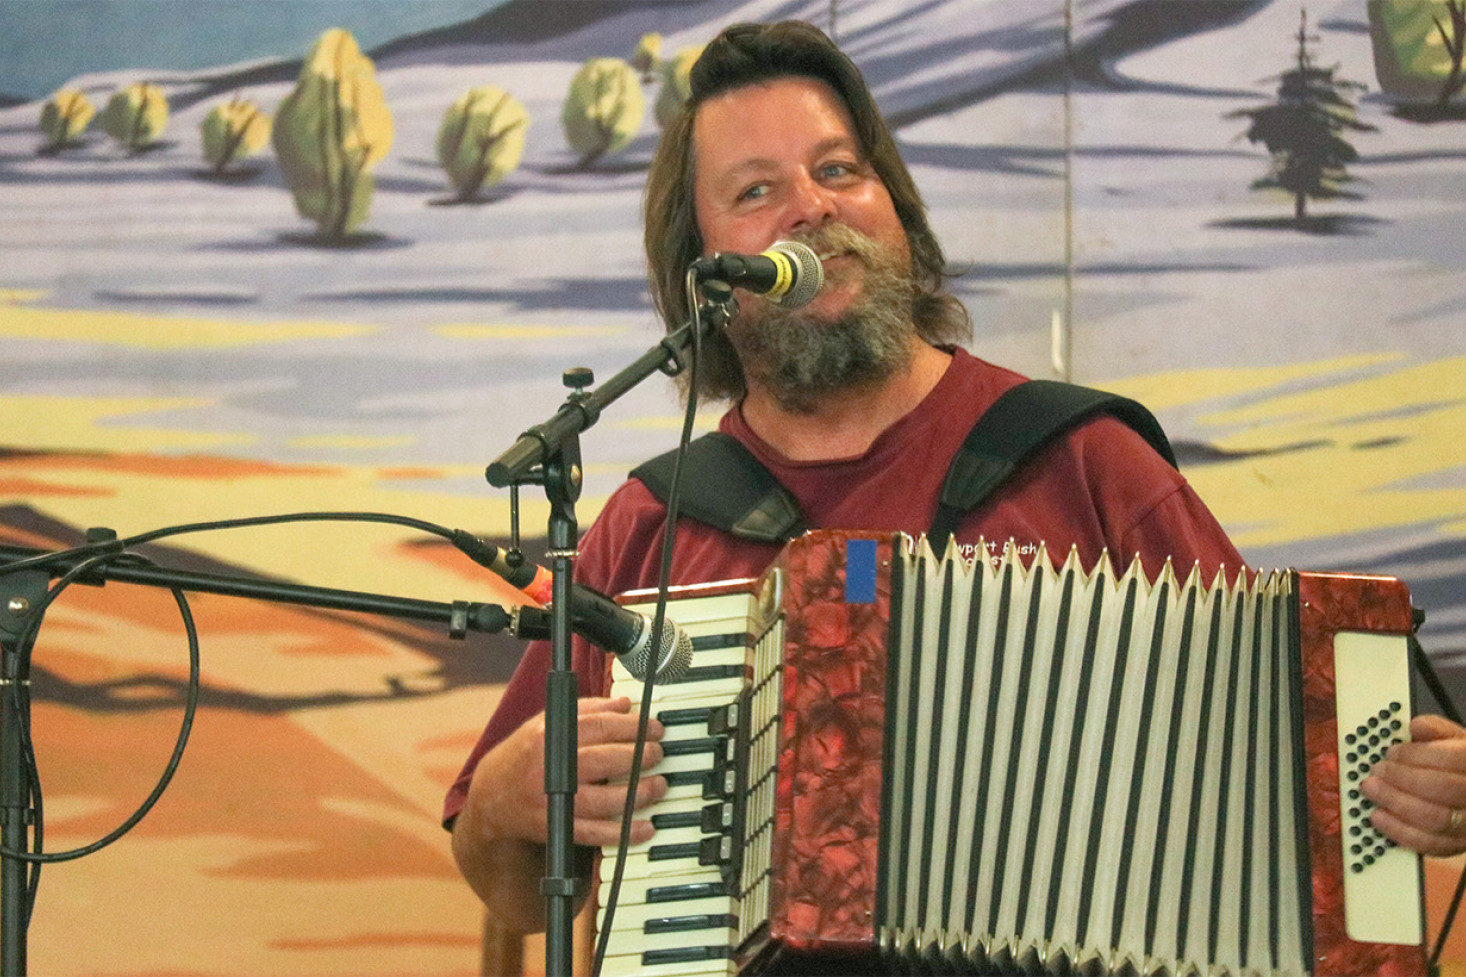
[1,0,1465,974]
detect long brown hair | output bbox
[643,20,970,401]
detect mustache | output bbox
[787,223,895,267]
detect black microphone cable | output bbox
[0,547,199,936]
[0,508,522,933]
[0,510,477,575]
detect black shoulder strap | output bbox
[930,379,1176,550]
[631,380,1175,549]
[630,431,805,544]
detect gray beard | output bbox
[727,231,918,415]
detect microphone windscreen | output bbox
[622,617,693,683]
[769,240,823,308]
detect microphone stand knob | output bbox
[562,366,594,393]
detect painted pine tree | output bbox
[1229,11,1377,223]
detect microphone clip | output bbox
[510,604,552,641]
[693,278,737,317]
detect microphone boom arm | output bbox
[0,544,516,639]
[485,289,734,489]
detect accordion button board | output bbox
[1332,630,1420,947]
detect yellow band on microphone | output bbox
[763,249,794,301]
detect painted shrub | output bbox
[435,86,529,200]
[271,28,394,239]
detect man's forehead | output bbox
[691,78,861,168]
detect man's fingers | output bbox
[1362,768,1466,857]
[579,706,665,748]
[581,712,665,747]
[575,777,668,821]
[574,815,657,848]
[577,696,633,715]
[1362,803,1466,858]
[580,740,665,784]
[1370,755,1466,809]
[1409,714,1466,743]
[572,778,667,847]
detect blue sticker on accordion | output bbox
[845,538,878,604]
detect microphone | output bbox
[453,534,693,681]
[691,241,824,308]
[557,585,694,683]
[454,534,554,606]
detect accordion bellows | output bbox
[596,531,1425,977]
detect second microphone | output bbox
[461,539,693,682]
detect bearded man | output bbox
[444,19,1466,939]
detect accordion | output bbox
[595,531,1426,977]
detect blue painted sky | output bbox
[0,0,499,100]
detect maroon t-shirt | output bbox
[442,348,1242,824]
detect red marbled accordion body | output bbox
[760,531,894,961]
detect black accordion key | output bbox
[644,912,739,934]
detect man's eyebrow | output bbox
[809,134,862,159]
[707,158,780,195]
[706,135,864,186]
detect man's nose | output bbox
[783,170,836,235]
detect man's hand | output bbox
[1361,714,1466,856]
[450,696,668,931]
[467,695,668,847]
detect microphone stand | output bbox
[485,288,733,977]
[0,542,517,976]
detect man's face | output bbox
[691,76,912,323]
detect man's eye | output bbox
[819,161,855,179]
[737,184,769,202]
